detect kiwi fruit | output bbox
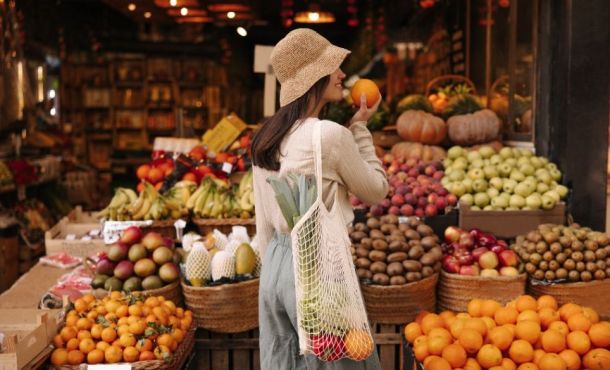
[550,243,563,255]
[408,246,424,260]
[370,261,388,274]
[568,270,580,282]
[549,260,560,271]
[369,230,384,239]
[533,270,545,280]
[544,271,556,281]
[580,271,593,282]
[361,238,372,248]
[357,268,373,280]
[563,259,576,270]
[372,273,390,285]
[576,261,586,272]
[405,272,422,282]
[539,261,549,271]
[356,247,369,258]
[371,239,389,251]
[388,241,404,253]
[422,266,434,277]
[556,268,568,280]
[350,231,367,242]
[356,258,371,269]
[387,252,408,263]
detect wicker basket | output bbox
[527,279,610,319]
[50,326,195,370]
[192,218,256,235]
[425,74,478,96]
[437,270,526,312]
[92,280,183,307]
[361,274,438,325]
[181,278,259,333]
[141,220,180,241]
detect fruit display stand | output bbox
[459,202,566,239]
[0,309,60,370]
[192,329,261,370]
[437,270,527,312]
[45,211,105,258]
[192,217,256,236]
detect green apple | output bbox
[499,147,514,159]
[479,146,495,159]
[525,193,542,209]
[471,159,485,169]
[449,170,465,182]
[462,178,473,193]
[520,148,534,157]
[536,170,552,185]
[515,182,534,197]
[451,160,468,171]
[510,170,525,182]
[547,163,558,171]
[474,193,491,208]
[491,196,509,209]
[541,194,556,210]
[490,154,503,165]
[524,176,537,185]
[509,194,526,208]
[500,192,511,202]
[448,146,465,159]
[529,157,543,169]
[519,163,535,176]
[536,182,550,194]
[460,193,474,206]
[483,159,491,166]
[468,168,485,180]
[498,163,513,177]
[544,190,561,203]
[471,205,481,211]
[487,188,500,199]
[441,177,451,187]
[472,178,488,193]
[522,206,533,210]
[443,158,453,168]
[505,158,518,168]
[556,185,568,198]
[517,157,531,166]
[483,205,494,211]
[483,166,499,179]
[503,179,518,194]
[467,151,483,163]
[506,206,520,211]
[451,182,467,197]
[512,148,522,158]
[489,177,504,190]
[539,157,549,166]
[549,168,562,181]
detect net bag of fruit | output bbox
[268,122,374,362]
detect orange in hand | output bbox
[351,79,380,108]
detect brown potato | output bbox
[361,238,372,248]
[422,266,434,277]
[388,241,404,253]
[366,218,381,230]
[416,224,434,237]
[421,236,438,250]
[406,272,422,282]
[350,231,367,242]
[372,239,389,251]
[405,229,421,241]
[408,246,424,260]
[387,262,404,276]
[370,261,387,274]
[390,276,407,285]
[356,247,370,258]
[369,250,387,262]
[387,252,408,263]
[369,230,384,239]
[402,260,422,272]
[357,268,372,280]
[372,273,390,285]
[354,223,369,233]
[380,223,397,235]
[355,258,371,269]
[420,252,437,266]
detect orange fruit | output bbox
[129,321,146,336]
[90,324,103,339]
[109,291,122,300]
[96,341,110,351]
[351,79,380,108]
[66,338,79,351]
[422,314,446,334]
[118,325,130,336]
[458,329,483,354]
[538,353,567,370]
[154,344,171,361]
[516,296,538,313]
[104,345,123,363]
[60,326,78,342]
[477,344,503,368]
[504,324,516,337]
[495,307,519,325]
[123,346,140,362]
[101,327,117,343]
[53,334,65,348]
[457,312,472,320]
[559,303,583,322]
[440,311,456,326]
[145,296,160,308]
[76,318,92,331]
[414,335,428,348]
[481,300,502,318]
[426,356,452,370]
[489,367,504,370]
[566,330,591,355]
[413,343,429,362]
[171,328,185,344]
[82,294,95,304]
[582,306,600,324]
[163,300,177,313]
[77,330,92,340]
[117,317,129,327]
[517,363,539,370]
[464,358,482,370]
[450,318,466,338]
[468,299,484,317]
[541,329,566,353]
[404,322,422,343]
[464,318,488,336]
[441,343,467,368]
[128,304,143,317]
[119,333,137,348]
[429,328,453,343]
[567,313,592,332]
[428,335,451,356]
[548,321,569,337]
[509,340,534,364]
[531,349,543,364]
[344,329,374,361]
[79,338,96,354]
[488,326,514,351]
[558,349,581,370]
[65,314,78,328]
[515,321,541,344]
[424,355,442,368]
[86,310,99,321]
[140,350,155,361]
[50,348,69,365]
[74,298,88,313]
[583,348,610,370]
[67,349,85,365]
[538,308,560,329]
[502,358,517,370]
[482,317,497,332]
[116,305,129,318]
[87,348,105,364]
[589,321,610,348]
[537,295,558,311]
[517,310,541,324]
[136,338,154,352]
[416,311,430,325]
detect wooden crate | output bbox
[373,323,404,370]
[0,232,19,293]
[45,215,106,258]
[0,309,60,370]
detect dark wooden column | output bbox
[534,0,610,230]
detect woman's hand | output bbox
[350,93,382,126]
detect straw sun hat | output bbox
[271,28,350,107]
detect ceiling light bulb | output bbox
[180,7,188,16]
[169,0,177,6]
[308,12,320,21]
[227,11,236,19]
[144,11,152,18]
[128,3,136,11]
[236,26,247,37]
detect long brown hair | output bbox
[252,76,330,171]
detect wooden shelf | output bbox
[115,81,143,88]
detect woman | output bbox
[252,28,389,369]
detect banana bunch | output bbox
[164,181,196,219]
[97,188,138,220]
[187,172,255,220]
[126,182,160,220]
[235,170,254,219]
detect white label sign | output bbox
[102,220,153,244]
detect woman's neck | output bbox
[307,99,328,119]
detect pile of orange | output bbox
[50,292,193,366]
[404,295,610,370]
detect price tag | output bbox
[17,185,26,201]
[65,234,76,241]
[222,162,233,174]
[398,216,420,224]
[81,235,92,241]
[88,364,132,370]
[89,229,101,237]
[102,220,153,244]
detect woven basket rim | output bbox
[140,279,180,295]
[181,277,259,292]
[149,219,182,227]
[528,277,610,288]
[441,269,527,282]
[361,273,439,292]
[192,217,255,226]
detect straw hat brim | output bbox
[279,45,351,107]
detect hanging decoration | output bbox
[346,0,358,27]
[280,0,293,28]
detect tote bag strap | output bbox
[312,121,323,203]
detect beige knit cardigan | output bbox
[253,118,389,257]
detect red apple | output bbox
[469,228,484,241]
[447,194,458,206]
[481,268,500,277]
[499,266,520,276]
[388,206,400,215]
[458,233,475,249]
[396,185,409,195]
[472,247,490,261]
[457,253,475,266]
[442,255,461,273]
[408,168,419,178]
[404,194,417,206]
[444,226,464,243]
[498,250,519,267]
[381,198,391,208]
[460,264,480,276]
[427,193,438,205]
[478,233,497,247]
[491,244,506,254]
[496,240,508,248]
[383,154,394,164]
[415,208,425,218]
[370,205,384,217]
[424,165,436,176]
[437,187,448,196]
[412,187,424,198]
[405,158,418,167]
[433,171,445,181]
[400,204,414,216]
[479,251,499,269]
[119,226,142,246]
[400,164,410,172]
[435,197,447,211]
[350,196,362,207]
[391,194,405,206]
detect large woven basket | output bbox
[437,270,526,312]
[92,280,183,307]
[141,219,179,241]
[181,278,259,333]
[50,326,195,370]
[192,218,256,235]
[361,274,438,325]
[527,278,610,319]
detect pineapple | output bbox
[185,242,211,287]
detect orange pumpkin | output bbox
[396,110,447,145]
[447,109,501,145]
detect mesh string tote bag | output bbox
[268,121,374,362]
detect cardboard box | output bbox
[0,309,60,370]
[459,202,566,239]
[45,209,106,258]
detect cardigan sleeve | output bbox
[252,166,275,258]
[322,120,388,205]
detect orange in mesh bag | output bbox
[268,122,374,362]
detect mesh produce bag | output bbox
[268,122,374,362]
